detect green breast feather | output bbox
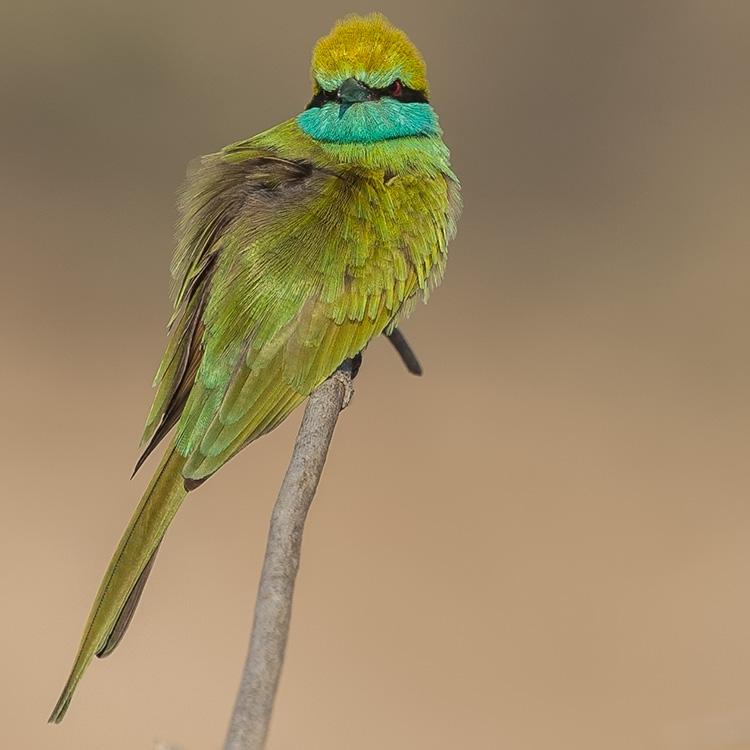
[141,120,460,482]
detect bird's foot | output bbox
[332,354,360,409]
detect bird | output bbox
[49,12,460,723]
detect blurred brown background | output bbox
[2,1,749,748]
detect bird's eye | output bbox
[387,80,402,97]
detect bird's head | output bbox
[296,14,440,144]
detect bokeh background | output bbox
[2,1,749,748]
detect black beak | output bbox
[338,77,376,103]
[337,78,375,118]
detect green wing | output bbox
[140,122,456,483]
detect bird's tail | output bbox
[48,443,188,723]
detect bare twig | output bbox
[223,360,355,750]
[387,328,423,375]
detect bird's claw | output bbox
[331,369,355,409]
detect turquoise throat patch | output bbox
[297,99,439,143]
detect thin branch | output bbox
[387,328,423,375]
[223,360,355,750]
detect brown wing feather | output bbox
[133,264,213,476]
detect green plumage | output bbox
[50,12,460,723]
[50,447,188,721]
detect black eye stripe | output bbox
[305,81,428,109]
[305,88,339,110]
[373,82,429,104]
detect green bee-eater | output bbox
[49,12,460,722]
